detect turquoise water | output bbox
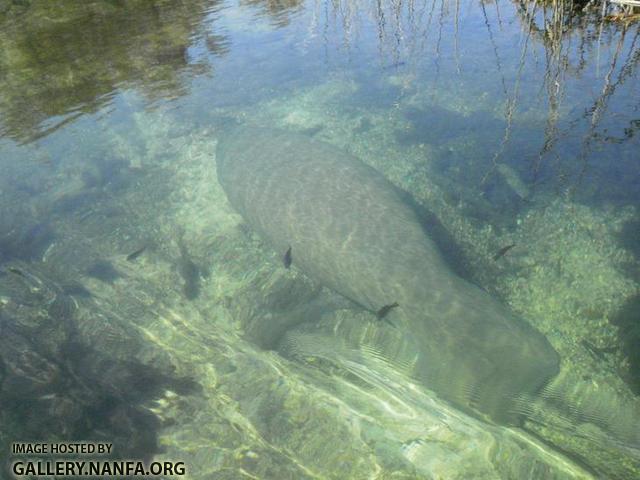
[0,1,639,478]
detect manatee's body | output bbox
[216,127,559,424]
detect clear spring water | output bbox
[0,1,638,478]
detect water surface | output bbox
[0,0,639,478]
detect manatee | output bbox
[216,127,559,424]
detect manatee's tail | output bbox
[511,368,640,479]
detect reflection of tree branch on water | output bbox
[242,0,305,27]
[480,0,639,202]
[315,0,457,73]
[586,27,639,126]
[416,0,440,67]
[567,25,633,197]
[480,0,537,187]
[546,21,638,199]
[480,0,509,101]
[310,0,637,206]
[435,0,446,79]
[526,0,574,194]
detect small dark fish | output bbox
[177,241,201,300]
[283,246,292,269]
[581,340,617,362]
[7,267,26,277]
[376,302,399,320]
[493,244,516,261]
[62,282,92,298]
[87,260,121,283]
[126,246,146,262]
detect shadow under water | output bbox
[0,262,200,466]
